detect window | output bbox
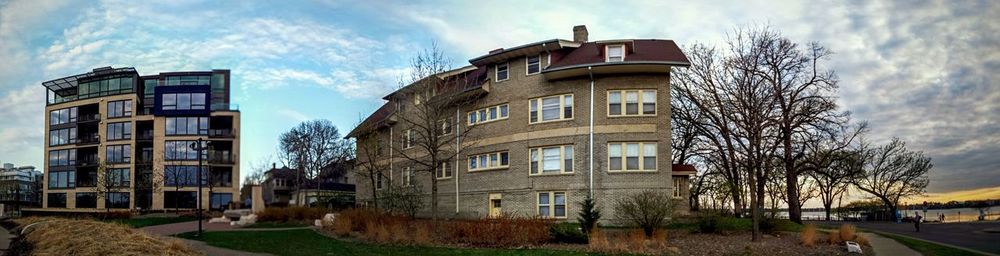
[76,192,97,208]
[108,168,130,187]
[211,193,233,210]
[537,192,567,218]
[76,76,134,100]
[468,151,509,171]
[48,171,76,189]
[106,192,130,208]
[376,172,384,190]
[402,167,413,186]
[608,142,657,172]
[165,141,207,160]
[106,145,131,163]
[49,107,78,125]
[606,44,624,62]
[107,100,132,118]
[438,118,453,136]
[402,129,414,149]
[47,193,67,208]
[437,161,452,179]
[529,145,574,175]
[165,166,205,186]
[211,169,233,187]
[49,128,77,146]
[162,93,207,110]
[673,177,684,198]
[48,149,77,167]
[608,90,656,116]
[467,104,509,125]
[107,122,132,140]
[164,191,197,208]
[529,94,573,123]
[166,117,209,135]
[526,55,541,75]
[496,62,509,81]
[166,75,211,86]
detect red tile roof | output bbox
[548,40,690,69]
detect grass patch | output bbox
[177,229,597,256]
[243,221,310,228]
[111,216,198,228]
[876,232,987,256]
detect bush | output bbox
[760,218,801,234]
[14,217,199,255]
[444,214,552,247]
[614,190,674,237]
[550,222,588,244]
[839,224,858,241]
[577,196,601,235]
[95,211,132,220]
[324,208,551,248]
[257,206,330,222]
[697,214,749,233]
[801,224,817,247]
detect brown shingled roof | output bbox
[346,101,395,138]
[548,40,690,69]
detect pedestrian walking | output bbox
[914,212,923,232]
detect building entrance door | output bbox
[488,193,502,217]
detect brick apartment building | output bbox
[348,26,693,221]
[41,67,240,211]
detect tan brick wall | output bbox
[356,54,679,222]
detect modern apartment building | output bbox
[349,26,693,220]
[41,67,240,211]
[0,163,43,213]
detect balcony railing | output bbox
[78,113,101,122]
[77,134,100,145]
[210,103,239,111]
[208,151,234,164]
[77,155,99,166]
[209,129,234,138]
[137,130,154,140]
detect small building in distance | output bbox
[0,163,44,215]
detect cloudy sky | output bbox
[1,0,996,198]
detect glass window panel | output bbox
[163,94,176,109]
[192,93,206,109]
[541,97,560,121]
[644,143,657,170]
[530,149,538,174]
[166,118,176,134]
[499,105,508,117]
[176,118,188,134]
[479,155,487,168]
[564,146,574,172]
[468,112,476,124]
[500,152,509,166]
[187,118,198,134]
[627,143,640,170]
[626,92,639,115]
[177,94,191,110]
[529,100,538,123]
[109,78,120,90]
[538,192,549,205]
[489,107,497,119]
[609,92,622,115]
[490,154,498,167]
[469,157,476,169]
[542,147,560,172]
[564,95,573,118]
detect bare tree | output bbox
[353,125,391,208]
[164,164,199,211]
[279,119,352,206]
[387,43,484,220]
[803,123,868,220]
[93,161,129,212]
[851,138,932,218]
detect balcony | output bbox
[77,134,100,145]
[78,113,101,123]
[209,129,234,138]
[137,130,154,141]
[208,151,234,164]
[77,155,99,167]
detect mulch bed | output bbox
[665,231,874,256]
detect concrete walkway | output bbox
[177,238,272,256]
[859,232,920,256]
[141,221,314,256]
[811,221,1000,254]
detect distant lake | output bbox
[785,207,998,222]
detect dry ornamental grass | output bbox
[14,217,201,256]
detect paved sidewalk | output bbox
[810,221,1000,254]
[141,220,314,236]
[859,232,920,256]
[177,238,272,256]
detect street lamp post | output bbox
[190,138,211,237]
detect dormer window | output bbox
[526,56,541,75]
[606,45,625,62]
[496,62,509,82]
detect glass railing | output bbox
[208,151,234,164]
[77,155,99,166]
[78,113,101,122]
[77,134,100,145]
[137,130,154,140]
[209,129,234,138]
[210,103,239,111]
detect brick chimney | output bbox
[573,25,588,42]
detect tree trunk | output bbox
[784,134,802,224]
[431,173,439,220]
[824,204,832,221]
[369,173,379,209]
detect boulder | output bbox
[208,217,229,223]
[223,209,253,220]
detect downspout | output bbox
[587,66,595,198]
[455,109,461,213]
[389,126,393,184]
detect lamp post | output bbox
[189,138,211,237]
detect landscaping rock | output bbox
[208,217,229,223]
[223,209,253,220]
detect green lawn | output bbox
[875,232,987,256]
[176,229,598,256]
[242,221,310,228]
[112,216,198,228]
